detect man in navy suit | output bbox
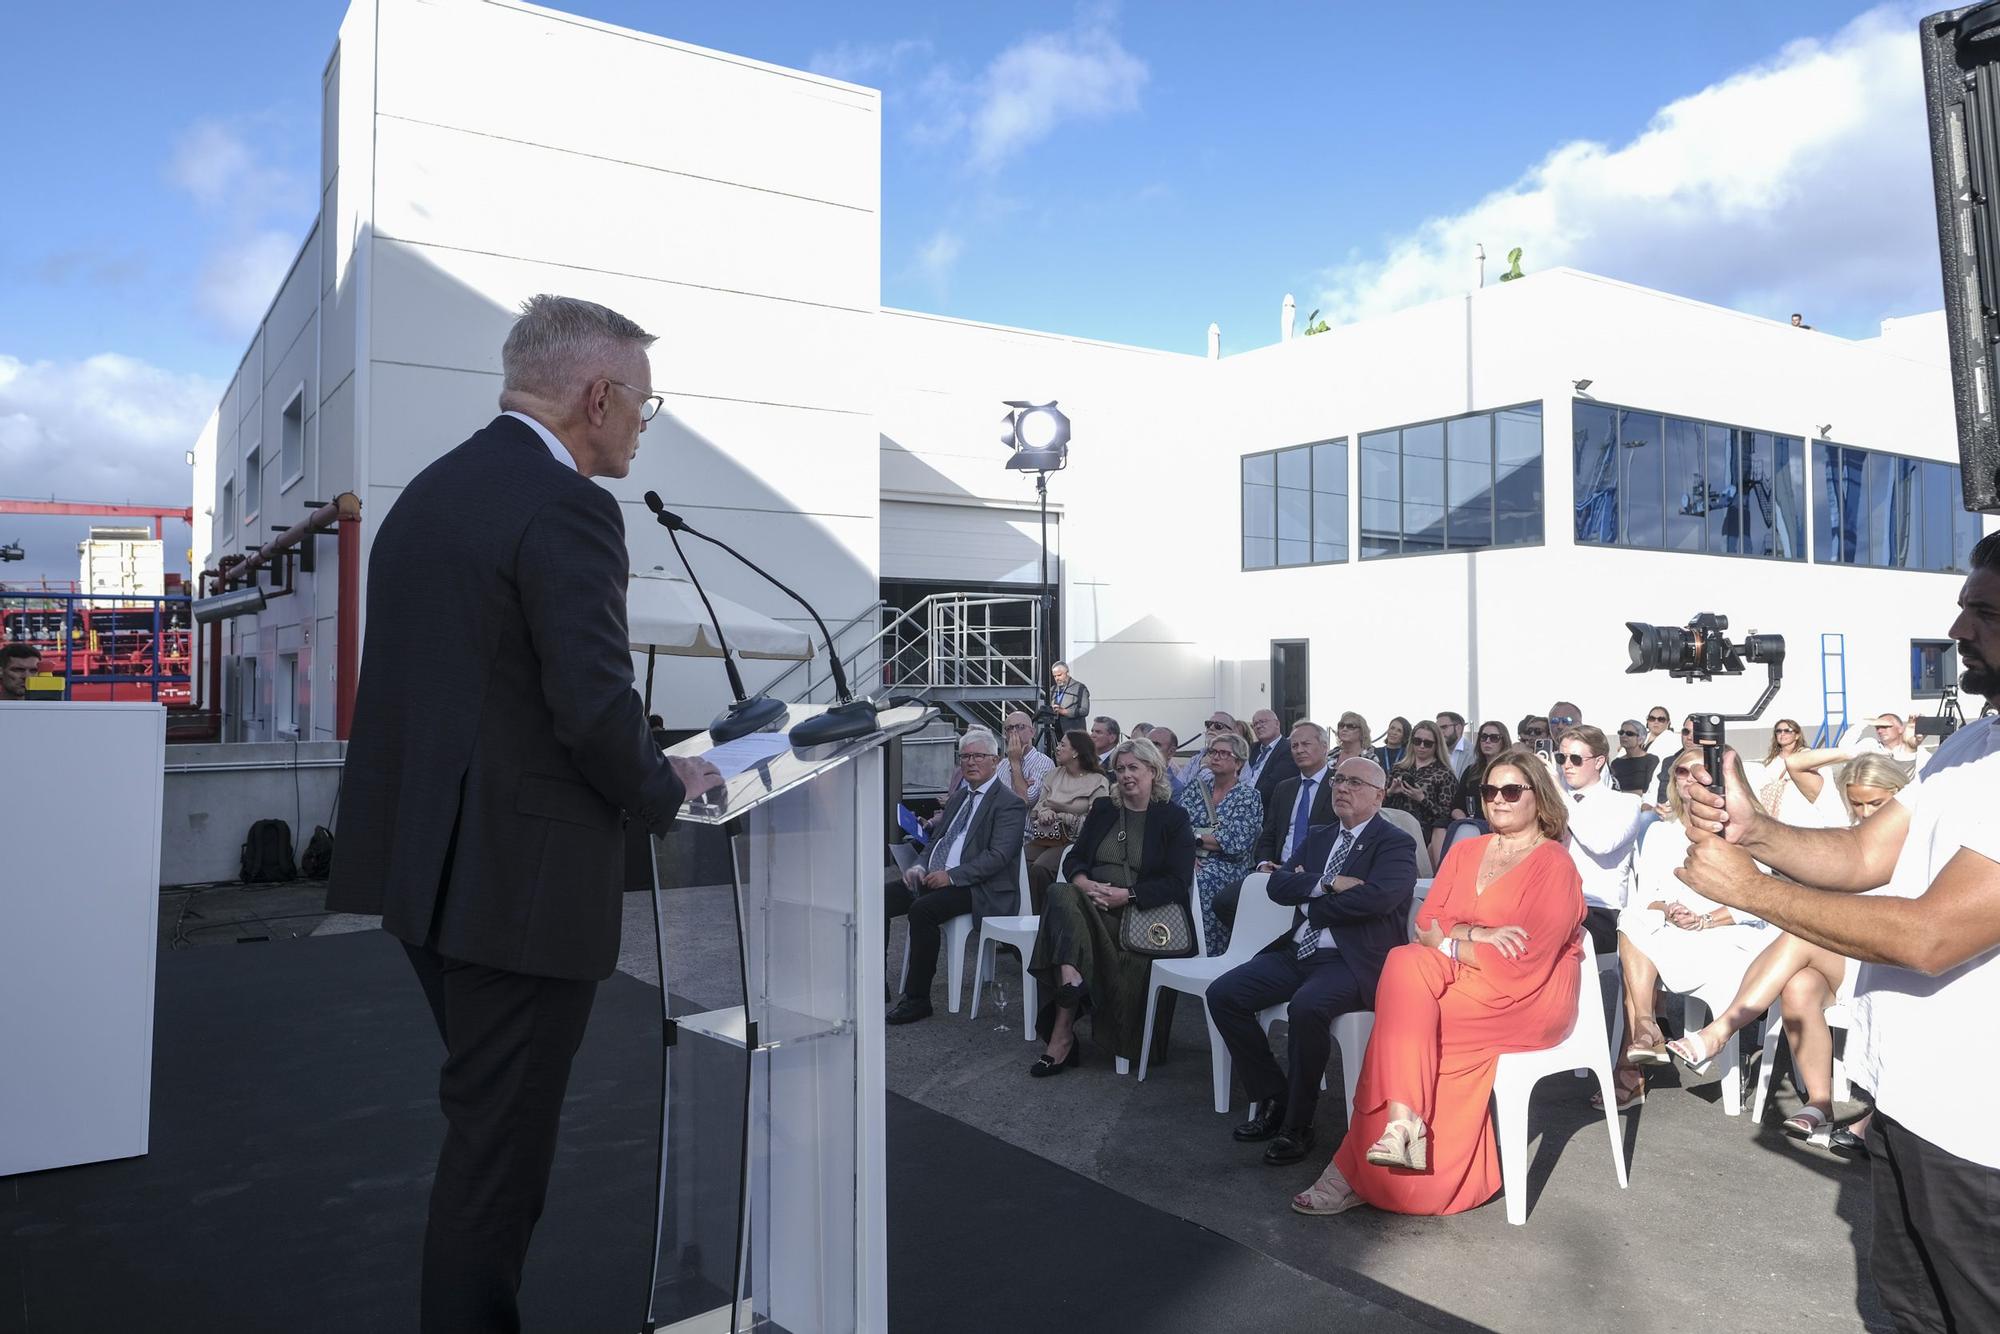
[1207,755,1418,1164]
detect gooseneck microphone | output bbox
[644,491,788,743]
[643,492,878,747]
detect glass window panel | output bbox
[1495,406,1543,545]
[1811,442,1836,564]
[1867,452,1906,568]
[1839,447,1869,564]
[1773,436,1806,559]
[1573,402,1619,545]
[1312,441,1347,562]
[1241,454,1275,569]
[1276,446,1311,566]
[1957,478,1986,572]
[1703,425,1742,555]
[1739,432,1774,557]
[1403,448,1446,554]
[1360,431,1401,559]
[1404,421,1444,460]
[1666,418,1706,552]
[1618,410,1664,549]
[1447,414,1491,463]
[1920,462,1955,571]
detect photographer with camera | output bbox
[1675,534,2000,1332]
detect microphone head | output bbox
[643,490,665,514]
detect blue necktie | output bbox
[1288,776,1317,860]
[1297,828,1356,960]
[928,791,977,872]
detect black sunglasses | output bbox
[1617,729,1640,737]
[1479,783,1531,803]
[1411,737,1435,747]
[1478,731,1504,742]
[1556,753,1592,766]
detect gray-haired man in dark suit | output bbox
[328,294,721,1333]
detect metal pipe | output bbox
[336,501,361,739]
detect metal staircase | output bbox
[764,591,1045,731]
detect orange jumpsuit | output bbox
[1332,837,1584,1215]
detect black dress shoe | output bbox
[885,997,933,1025]
[1232,1098,1288,1142]
[1029,1043,1082,1078]
[1263,1126,1316,1165]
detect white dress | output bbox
[1618,822,1771,1011]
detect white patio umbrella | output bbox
[626,569,813,661]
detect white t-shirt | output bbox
[1848,716,2000,1168]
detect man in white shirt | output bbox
[1436,711,1474,776]
[1680,535,2000,1331]
[1552,724,1645,956]
[997,710,1054,805]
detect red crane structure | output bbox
[0,498,195,541]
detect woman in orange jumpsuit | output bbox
[1292,749,1585,1216]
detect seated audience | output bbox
[1851,711,1924,779]
[1377,716,1411,771]
[1664,753,1912,1154]
[1548,700,1582,731]
[1448,720,1512,836]
[1333,711,1379,767]
[1554,724,1645,956]
[1252,721,1336,869]
[885,727,1029,1024]
[1150,726,1186,797]
[1024,730,1110,910]
[1249,708,1299,803]
[1607,748,1772,1109]
[1208,757,1417,1164]
[1090,715,1121,767]
[1176,729,1263,953]
[1292,748,1584,1216]
[1642,705,1679,767]
[1026,737,1197,1076]
[1744,718,1846,827]
[1609,720,1658,796]
[1437,710,1473,776]
[1517,715,1550,751]
[1383,718,1457,859]
[998,709,1055,806]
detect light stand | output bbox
[1001,400,1071,751]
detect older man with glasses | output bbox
[998,709,1055,805]
[885,727,1028,1025]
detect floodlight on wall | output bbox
[1572,378,1594,393]
[191,584,267,625]
[1001,400,1072,472]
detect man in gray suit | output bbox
[885,725,1027,1024]
[327,294,721,1333]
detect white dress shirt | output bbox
[1294,814,1374,954]
[504,410,578,472]
[1560,781,1645,911]
[1446,734,1475,777]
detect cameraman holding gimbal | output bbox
[1675,532,2000,1332]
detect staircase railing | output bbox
[772,591,1044,716]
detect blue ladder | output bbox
[1815,632,1848,747]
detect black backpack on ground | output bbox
[299,825,335,880]
[240,819,298,883]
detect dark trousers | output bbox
[1207,945,1370,1131]
[1583,905,1620,956]
[885,876,975,1000]
[402,940,598,1334]
[1867,1105,2000,1332]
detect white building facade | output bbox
[197,0,1987,749]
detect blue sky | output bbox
[0,1,1940,580]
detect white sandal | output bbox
[1783,1104,1831,1140]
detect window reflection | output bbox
[1812,440,1978,574]
[1241,440,1348,569]
[1575,400,1803,561]
[1362,404,1543,559]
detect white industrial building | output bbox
[194,0,1988,749]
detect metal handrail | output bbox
[759,598,887,699]
[776,590,1043,705]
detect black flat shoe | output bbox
[1263,1126,1316,1165]
[1029,1044,1082,1078]
[885,997,933,1025]
[1233,1098,1287,1143]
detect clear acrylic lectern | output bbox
[643,703,933,1334]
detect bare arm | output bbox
[1679,840,2000,975]
[1680,747,1906,893]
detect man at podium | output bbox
[328,294,721,1332]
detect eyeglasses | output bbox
[1411,737,1435,747]
[1479,783,1531,803]
[1680,726,1694,737]
[1004,721,1031,732]
[955,750,996,763]
[1330,775,1382,790]
[1549,715,1576,727]
[1203,746,1235,759]
[1520,728,1549,739]
[1336,721,1360,731]
[1478,732,1505,742]
[1647,714,1669,724]
[605,379,664,422]
[1204,720,1227,730]
[1556,753,1592,766]
[1774,726,1798,736]
[1617,729,1640,737]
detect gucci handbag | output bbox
[1110,810,1196,957]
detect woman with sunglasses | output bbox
[1449,722,1512,826]
[1607,748,1775,1109]
[1175,728,1263,953]
[1742,719,1848,828]
[1384,719,1458,863]
[1333,711,1379,767]
[1026,736,1197,1077]
[1610,720,1659,796]
[1292,749,1584,1216]
[1663,753,1913,1153]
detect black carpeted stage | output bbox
[0,930,1375,1334]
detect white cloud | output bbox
[1315,5,1939,334]
[0,353,219,505]
[965,23,1147,172]
[913,228,965,291]
[167,119,301,214]
[805,38,933,85]
[194,229,301,333]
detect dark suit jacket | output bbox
[1250,741,1298,806]
[1050,678,1090,724]
[1251,768,1336,865]
[1263,817,1419,1005]
[927,780,1029,918]
[1062,796,1196,911]
[326,414,683,980]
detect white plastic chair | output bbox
[1378,807,1434,878]
[901,852,1028,1016]
[1679,994,1752,1116]
[1490,932,1630,1225]
[1136,871,1280,1110]
[1749,999,1853,1124]
[1254,878,1432,1119]
[970,854,1039,1038]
